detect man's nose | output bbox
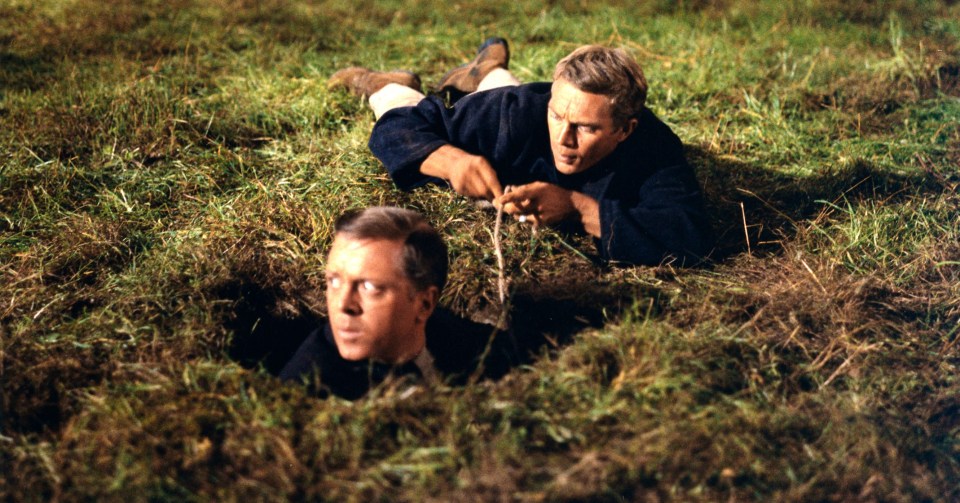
[332,285,361,315]
[557,123,576,147]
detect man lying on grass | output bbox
[279,206,521,399]
[329,39,713,266]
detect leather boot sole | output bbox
[435,37,510,95]
[328,67,422,98]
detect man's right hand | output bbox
[420,145,503,200]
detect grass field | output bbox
[2,0,959,500]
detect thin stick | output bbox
[469,197,514,384]
[494,187,511,305]
[800,258,828,294]
[740,201,752,255]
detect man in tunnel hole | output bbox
[278,206,525,399]
[329,39,713,266]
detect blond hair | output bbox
[553,45,648,128]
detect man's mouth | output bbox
[335,324,363,339]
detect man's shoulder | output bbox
[623,107,684,156]
[277,320,337,379]
[636,107,679,137]
[598,107,688,185]
[518,81,552,95]
[456,81,552,109]
[278,319,387,400]
[483,81,551,96]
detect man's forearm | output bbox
[419,145,503,200]
[419,144,464,181]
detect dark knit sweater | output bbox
[369,82,713,266]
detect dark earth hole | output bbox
[224,281,318,375]
[225,277,647,376]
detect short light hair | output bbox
[553,45,648,128]
[333,207,448,292]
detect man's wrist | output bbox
[569,191,601,237]
[420,145,456,180]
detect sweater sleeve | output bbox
[368,86,712,266]
[367,83,553,190]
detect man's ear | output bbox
[415,286,440,323]
[618,118,638,142]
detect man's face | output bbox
[325,235,436,363]
[547,78,636,175]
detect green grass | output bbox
[2,0,959,500]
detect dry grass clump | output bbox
[42,364,304,500]
[803,61,960,138]
[672,189,959,381]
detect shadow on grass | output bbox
[689,145,946,261]
[0,52,56,91]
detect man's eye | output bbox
[360,280,383,293]
[579,125,598,134]
[326,276,341,289]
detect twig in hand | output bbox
[494,186,512,305]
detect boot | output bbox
[435,37,510,95]
[328,67,422,98]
